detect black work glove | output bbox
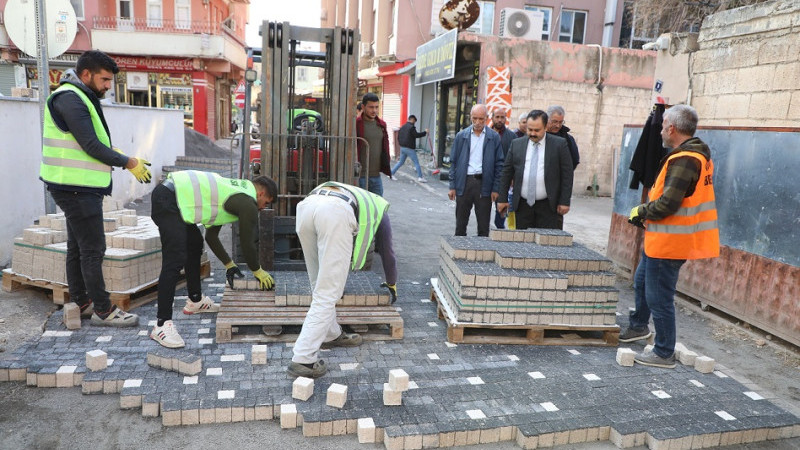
[225,264,244,289]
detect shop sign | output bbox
[152,73,192,86]
[415,28,457,86]
[114,56,194,72]
[26,68,66,86]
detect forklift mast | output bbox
[246,22,361,271]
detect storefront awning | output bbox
[357,66,380,82]
[396,62,416,76]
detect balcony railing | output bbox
[93,16,222,35]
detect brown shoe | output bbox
[321,332,362,349]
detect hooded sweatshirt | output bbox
[641,137,711,221]
[44,69,129,195]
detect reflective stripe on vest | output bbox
[320,181,389,271]
[644,150,720,260]
[40,84,112,188]
[169,170,256,226]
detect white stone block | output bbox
[695,356,716,373]
[326,383,348,408]
[678,350,698,366]
[358,417,376,443]
[86,349,108,372]
[388,368,409,392]
[292,377,314,401]
[280,404,297,428]
[616,348,636,367]
[383,383,402,406]
[251,344,267,365]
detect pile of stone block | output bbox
[9,197,206,293]
[437,229,619,327]
[267,271,391,306]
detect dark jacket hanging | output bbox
[629,104,666,189]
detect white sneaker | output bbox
[183,295,219,314]
[417,177,428,183]
[151,320,185,348]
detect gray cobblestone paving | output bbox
[1,268,798,447]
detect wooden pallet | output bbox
[430,278,619,346]
[1,261,210,311]
[216,289,404,343]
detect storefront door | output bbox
[437,79,477,169]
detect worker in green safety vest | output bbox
[288,181,397,378]
[39,50,152,328]
[150,170,278,348]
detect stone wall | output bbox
[691,0,800,126]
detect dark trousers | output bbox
[515,197,563,230]
[50,190,111,312]
[455,176,492,236]
[151,184,204,322]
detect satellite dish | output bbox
[439,0,480,31]
[4,0,78,58]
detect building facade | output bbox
[0,0,248,140]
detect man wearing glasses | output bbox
[546,105,580,171]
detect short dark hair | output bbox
[527,109,548,125]
[76,50,119,75]
[356,103,362,111]
[253,176,278,200]
[361,92,379,105]
[407,115,417,122]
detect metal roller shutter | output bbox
[0,64,17,96]
[382,74,403,158]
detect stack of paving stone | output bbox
[270,271,391,306]
[437,228,618,326]
[9,197,206,293]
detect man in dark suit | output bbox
[448,104,505,237]
[497,110,573,230]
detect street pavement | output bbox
[0,162,798,450]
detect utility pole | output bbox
[35,0,56,214]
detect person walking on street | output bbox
[490,108,515,229]
[150,171,278,348]
[356,93,391,195]
[391,115,428,182]
[40,50,149,327]
[497,110,573,230]
[448,104,505,237]
[621,104,719,369]
[546,105,580,170]
[289,182,393,378]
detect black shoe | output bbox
[287,360,327,378]
[619,326,652,343]
[321,332,363,349]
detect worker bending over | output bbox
[150,170,277,348]
[289,182,396,378]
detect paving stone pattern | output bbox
[270,270,391,307]
[438,232,618,326]
[0,271,798,448]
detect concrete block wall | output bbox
[691,0,800,126]
[511,79,654,196]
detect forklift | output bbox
[237,21,361,271]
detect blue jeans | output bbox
[630,252,686,358]
[358,175,384,196]
[391,147,423,178]
[49,190,112,312]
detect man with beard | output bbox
[40,50,150,327]
[490,108,515,229]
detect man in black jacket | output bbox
[546,105,580,170]
[391,115,428,182]
[40,50,150,327]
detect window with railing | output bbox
[93,16,222,34]
[175,0,191,30]
[147,0,162,28]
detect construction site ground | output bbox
[0,154,798,450]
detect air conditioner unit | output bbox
[499,8,543,40]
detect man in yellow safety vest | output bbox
[40,50,151,327]
[288,182,396,378]
[149,170,278,348]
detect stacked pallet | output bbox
[7,197,207,296]
[437,229,618,327]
